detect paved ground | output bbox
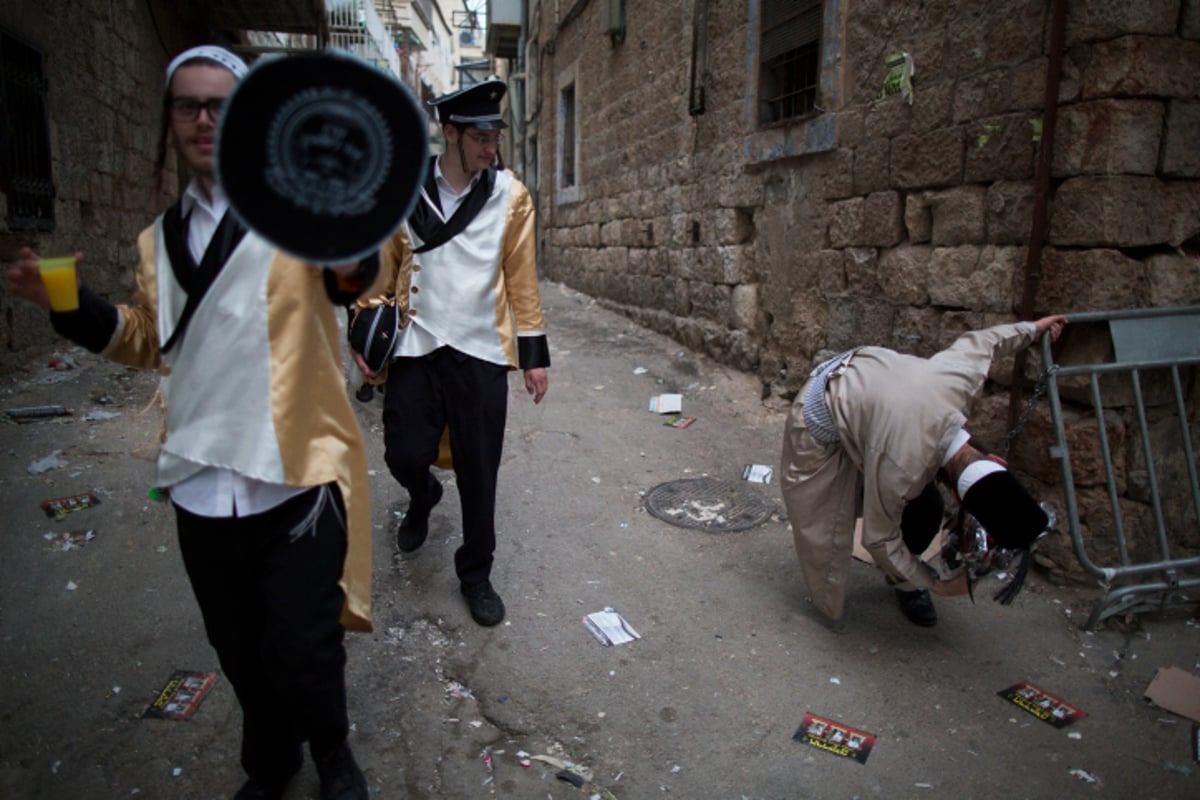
[1,282,1198,799]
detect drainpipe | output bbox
[689,0,710,115]
[1006,0,1068,439]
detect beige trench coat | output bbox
[780,322,1037,623]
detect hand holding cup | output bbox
[6,247,82,311]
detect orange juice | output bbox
[38,257,79,311]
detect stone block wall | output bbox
[0,0,194,355]
[532,0,1200,584]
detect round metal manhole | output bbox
[644,477,776,532]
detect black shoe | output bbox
[234,753,302,800]
[396,478,443,553]
[461,580,506,626]
[315,745,368,800]
[895,588,937,627]
[354,384,374,402]
[233,779,283,800]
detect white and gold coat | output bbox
[361,168,549,373]
[99,221,374,631]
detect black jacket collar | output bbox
[407,155,496,254]
[160,201,248,354]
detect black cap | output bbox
[216,50,429,263]
[428,79,508,130]
[961,471,1050,550]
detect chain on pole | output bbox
[999,363,1059,459]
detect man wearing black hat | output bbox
[780,315,1067,628]
[352,78,550,627]
[7,46,380,800]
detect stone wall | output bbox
[531,0,1200,584]
[0,0,197,354]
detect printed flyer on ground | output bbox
[792,712,878,764]
[997,680,1088,728]
[142,670,218,721]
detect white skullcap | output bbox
[957,459,1006,499]
[165,45,248,86]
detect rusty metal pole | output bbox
[1007,0,1069,440]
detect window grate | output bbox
[758,1,823,126]
[1,29,55,231]
[560,83,576,188]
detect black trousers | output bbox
[175,484,349,782]
[901,481,945,555]
[382,346,508,586]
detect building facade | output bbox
[0,1,470,354]
[509,0,1200,582]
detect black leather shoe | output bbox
[461,580,506,626]
[315,745,368,800]
[895,588,937,627]
[396,478,443,552]
[233,752,302,800]
[354,384,374,402]
[233,779,282,800]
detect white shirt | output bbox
[166,178,306,518]
[393,157,483,358]
[180,179,228,265]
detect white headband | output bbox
[958,459,1006,500]
[165,45,247,86]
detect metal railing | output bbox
[328,0,401,77]
[1044,306,1200,628]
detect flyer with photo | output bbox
[792,712,877,764]
[40,492,101,520]
[997,680,1088,728]
[143,670,218,721]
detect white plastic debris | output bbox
[1069,768,1099,784]
[28,450,68,475]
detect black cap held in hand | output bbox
[961,470,1049,550]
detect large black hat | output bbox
[216,50,428,263]
[960,470,1050,550]
[347,304,399,374]
[428,79,508,130]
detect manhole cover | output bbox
[644,477,775,532]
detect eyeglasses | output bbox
[168,96,227,122]
[463,131,504,148]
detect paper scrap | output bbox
[743,464,773,484]
[583,607,641,646]
[648,394,682,414]
[1144,666,1200,723]
[879,52,915,104]
[28,450,68,475]
[45,530,96,551]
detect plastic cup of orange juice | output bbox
[37,256,79,312]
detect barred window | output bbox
[560,82,576,189]
[1,29,55,231]
[758,0,823,126]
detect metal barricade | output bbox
[1043,306,1200,628]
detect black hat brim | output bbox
[961,471,1049,550]
[348,304,400,374]
[216,50,428,263]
